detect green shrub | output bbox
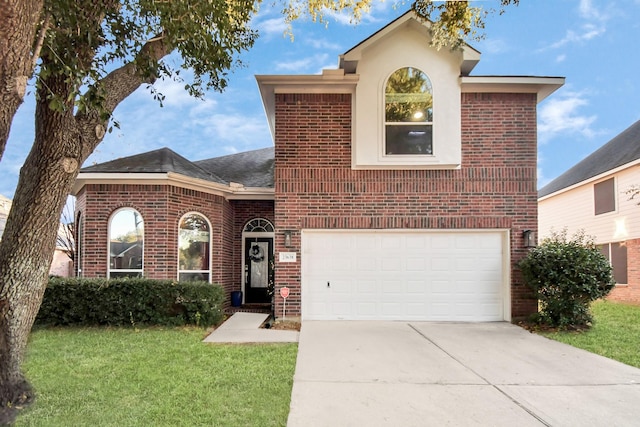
[36,278,225,327]
[519,230,615,329]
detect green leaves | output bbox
[519,229,615,329]
[37,277,226,327]
[36,0,258,124]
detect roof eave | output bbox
[256,70,358,142]
[72,172,275,200]
[538,160,640,201]
[339,11,481,76]
[460,76,565,103]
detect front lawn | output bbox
[542,300,640,368]
[17,327,298,427]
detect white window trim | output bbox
[107,207,144,279]
[383,67,434,159]
[177,212,212,283]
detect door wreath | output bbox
[249,244,264,262]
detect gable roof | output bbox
[339,10,481,76]
[538,119,640,198]
[81,147,226,184]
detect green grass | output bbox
[542,300,640,368]
[16,327,298,427]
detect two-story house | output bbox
[539,119,640,304]
[73,11,564,322]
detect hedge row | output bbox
[36,278,225,327]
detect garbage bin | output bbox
[231,291,242,307]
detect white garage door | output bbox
[301,230,508,321]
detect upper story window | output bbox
[385,67,433,156]
[109,208,144,278]
[594,177,615,215]
[178,213,211,282]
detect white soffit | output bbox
[460,76,565,103]
[72,172,274,200]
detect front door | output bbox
[244,237,273,304]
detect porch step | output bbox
[224,303,271,315]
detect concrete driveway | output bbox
[287,322,640,426]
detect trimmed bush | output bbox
[519,230,615,329]
[36,278,224,327]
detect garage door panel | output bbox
[431,257,452,271]
[302,231,507,321]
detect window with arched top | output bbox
[243,218,274,233]
[109,208,144,278]
[178,213,211,282]
[385,67,433,155]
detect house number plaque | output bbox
[279,252,296,262]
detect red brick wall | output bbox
[273,92,539,320]
[607,238,640,305]
[76,183,274,306]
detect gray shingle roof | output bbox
[194,147,274,188]
[80,146,275,188]
[538,120,640,198]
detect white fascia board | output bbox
[225,189,275,200]
[166,172,274,199]
[72,172,274,201]
[538,160,640,202]
[341,12,481,76]
[256,72,358,140]
[460,76,565,103]
[72,173,169,195]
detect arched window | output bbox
[385,67,433,155]
[178,213,211,282]
[108,208,144,278]
[243,218,274,233]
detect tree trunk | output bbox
[0,0,43,160]
[0,71,82,424]
[0,30,166,421]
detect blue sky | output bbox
[1,0,639,199]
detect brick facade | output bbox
[76,183,274,305]
[607,238,640,304]
[272,92,539,320]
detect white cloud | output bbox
[256,17,289,37]
[579,0,609,21]
[540,0,609,51]
[480,39,510,55]
[307,38,342,51]
[547,23,605,50]
[538,90,597,143]
[275,53,330,72]
[556,53,566,62]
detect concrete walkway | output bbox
[287,321,640,426]
[203,312,299,343]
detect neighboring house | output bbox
[72,12,564,322]
[539,120,640,304]
[50,222,74,277]
[0,194,11,239]
[0,194,72,276]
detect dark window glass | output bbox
[611,242,628,284]
[598,242,627,285]
[594,178,615,215]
